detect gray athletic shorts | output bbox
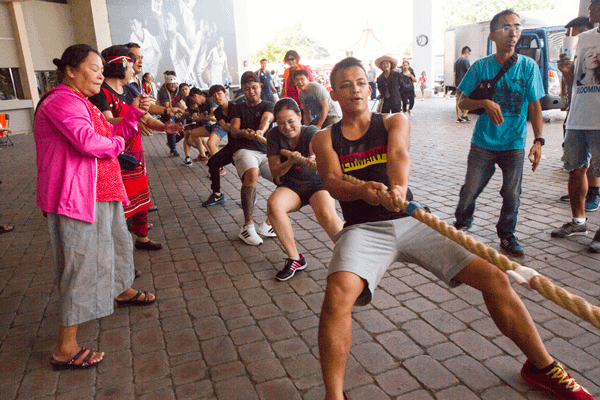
[233,148,273,181]
[329,218,476,306]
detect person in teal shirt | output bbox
[453,9,545,257]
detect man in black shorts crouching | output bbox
[312,57,593,400]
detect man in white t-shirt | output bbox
[367,61,378,100]
[552,0,600,253]
[294,69,341,129]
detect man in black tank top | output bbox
[311,57,589,400]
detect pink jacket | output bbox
[34,84,143,223]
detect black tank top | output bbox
[331,113,412,227]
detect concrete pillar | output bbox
[580,0,591,16]
[7,1,38,110]
[232,0,251,86]
[69,0,112,51]
[412,0,434,98]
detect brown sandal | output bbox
[50,347,103,370]
[115,290,156,306]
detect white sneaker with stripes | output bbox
[256,222,277,238]
[239,224,263,246]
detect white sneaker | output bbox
[256,222,277,237]
[183,156,193,166]
[239,224,263,245]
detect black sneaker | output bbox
[453,221,471,231]
[463,116,470,122]
[276,254,307,281]
[202,192,225,207]
[456,118,464,123]
[559,194,570,202]
[183,156,193,166]
[500,235,524,257]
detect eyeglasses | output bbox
[286,57,297,63]
[495,25,522,35]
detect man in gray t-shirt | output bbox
[294,69,342,129]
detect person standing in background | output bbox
[454,46,471,122]
[367,61,378,100]
[281,50,313,107]
[256,59,277,102]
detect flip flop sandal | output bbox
[50,347,103,370]
[0,224,14,234]
[115,290,156,307]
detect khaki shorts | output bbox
[233,148,273,181]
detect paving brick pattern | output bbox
[1,98,599,399]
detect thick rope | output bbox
[342,173,600,329]
[272,145,600,329]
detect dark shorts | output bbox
[282,178,326,208]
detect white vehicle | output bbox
[444,12,570,110]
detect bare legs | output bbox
[268,188,343,258]
[318,257,553,400]
[206,133,221,156]
[183,127,209,158]
[319,272,365,400]
[569,167,589,219]
[184,127,222,158]
[241,168,259,226]
[54,286,154,364]
[53,325,104,363]
[453,258,553,368]
[267,187,303,257]
[309,191,343,242]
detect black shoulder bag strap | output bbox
[468,53,518,114]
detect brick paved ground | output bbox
[1,97,599,400]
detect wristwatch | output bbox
[533,137,545,146]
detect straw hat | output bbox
[375,55,398,70]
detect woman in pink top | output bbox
[34,44,156,371]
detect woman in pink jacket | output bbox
[34,44,156,371]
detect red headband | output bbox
[106,55,132,66]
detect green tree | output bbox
[252,22,330,63]
[252,43,288,65]
[443,0,556,28]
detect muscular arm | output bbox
[217,118,231,133]
[268,154,295,181]
[230,117,247,138]
[313,127,387,205]
[383,113,411,210]
[255,112,274,137]
[302,104,311,126]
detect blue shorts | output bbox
[207,124,227,139]
[563,129,600,176]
